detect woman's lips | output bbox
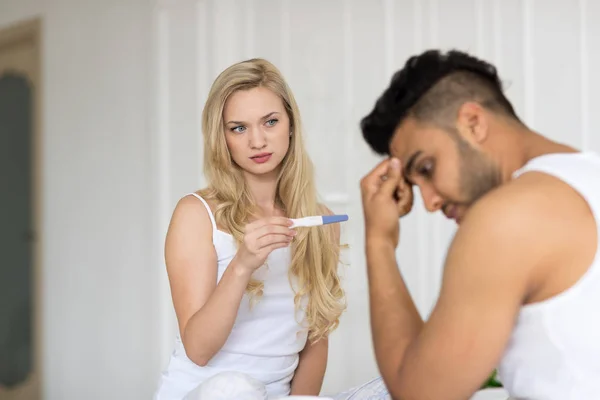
[250,153,272,164]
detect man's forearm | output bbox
[366,239,424,386]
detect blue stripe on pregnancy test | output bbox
[322,214,349,224]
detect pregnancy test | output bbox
[290,214,349,228]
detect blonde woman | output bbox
[154,58,346,400]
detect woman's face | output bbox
[223,86,291,179]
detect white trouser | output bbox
[185,371,268,400]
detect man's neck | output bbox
[521,131,579,161]
[497,127,577,184]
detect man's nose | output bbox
[420,184,444,212]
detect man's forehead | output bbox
[389,119,446,162]
[389,120,417,161]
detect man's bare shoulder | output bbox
[462,170,585,235]
[452,170,594,276]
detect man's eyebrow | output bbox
[403,150,422,183]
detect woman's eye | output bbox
[231,125,246,133]
[265,119,278,127]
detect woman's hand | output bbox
[233,216,296,272]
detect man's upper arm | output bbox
[395,186,551,400]
[165,195,218,339]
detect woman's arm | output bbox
[290,337,329,395]
[166,196,295,366]
[165,196,252,366]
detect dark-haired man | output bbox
[359,49,600,400]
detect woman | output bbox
[154,58,346,400]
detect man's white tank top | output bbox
[498,152,600,399]
[154,193,309,400]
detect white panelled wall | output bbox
[1,0,600,398]
[155,0,600,393]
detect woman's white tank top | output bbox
[154,193,309,400]
[498,152,600,399]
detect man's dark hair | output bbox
[360,49,521,155]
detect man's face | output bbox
[389,116,501,224]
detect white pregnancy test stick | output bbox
[289,214,349,228]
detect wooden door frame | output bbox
[0,17,42,400]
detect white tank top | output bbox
[154,193,309,400]
[498,152,600,399]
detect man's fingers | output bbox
[379,158,402,196]
[370,158,393,177]
[361,159,391,189]
[360,158,397,198]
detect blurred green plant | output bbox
[481,369,503,389]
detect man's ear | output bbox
[456,101,489,145]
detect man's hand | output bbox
[360,157,413,248]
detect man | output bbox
[358,49,600,400]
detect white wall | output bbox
[0,1,159,399]
[156,0,600,394]
[2,0,600,399]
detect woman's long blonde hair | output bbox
[198,58,345,341]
